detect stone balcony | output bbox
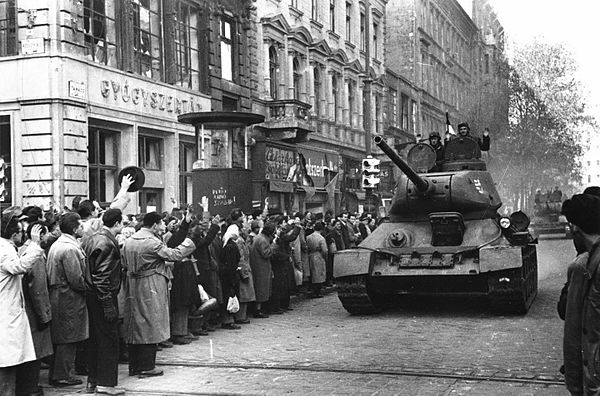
[262,99,314,142]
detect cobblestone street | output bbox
[43,237,572,395]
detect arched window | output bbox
[269,46,278,99]
[293,57,301,101]
[347,80,354,127]
[314,66,321,117]
[332,74,338,122]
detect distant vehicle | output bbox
[530,196,571,239]
[334,136,538,315]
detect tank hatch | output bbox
[407,143,436,173]
[442,137,487,171]
[429,212,465,246]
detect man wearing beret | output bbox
[561,193,600,395]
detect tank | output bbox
[334,135,538,315]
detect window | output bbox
[411,100,418,135]
[83,0,117,66]
[269,45,278,99]
[348,80,355,127]
[0,0,16,57]
[140,189,162,213]
[313,66,321,117]
[389,88,398,127]
[88,128,118,206]
[332,74,338,122]
[400,94,409,131]
[362,87,368,129]
[293,57,301,101]
[0,116,11,210]
[290,0,298,8]
[375,94,381,134]
[220,17,234,81]
[359,11,365,51]
[172,1,201,90]
[133,0,162,80]
[346,3,351,40]
[330,0,335,31]
[484,53,489,74]
[179,141,195,207]
[311,0,318,20]
[372,21,378,59]
[138,135,162,170]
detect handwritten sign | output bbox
[211,187,237,207]
[265,146,295,181]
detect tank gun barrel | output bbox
[374,135,430,193]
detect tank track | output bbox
[488,246,538,314]
[336,275,382,315]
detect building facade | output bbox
[249,0,388,215]
[0,0,256,214]
[385,0,507,140]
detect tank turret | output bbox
[374,135,502,221]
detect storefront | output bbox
[252,139,341,216]
[0,56,211,214]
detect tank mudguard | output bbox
[333,249,373,278]
[479,245,531,273]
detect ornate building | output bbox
[250,0,387,215]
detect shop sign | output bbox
[265,146,295,181]
[21,38,44,55]
[100,79,203,115]
[297,147,340,187]
[68,81,86,100]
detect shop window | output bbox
[269,45,279,99]
[132,0,162,80]
[179,141,195,207]
[138,136,162,170]
[83,0,118,66]
[172,1,201,90]
[0,0,16,57]
[140,188,162,213]
[88,128,118,206]
[220,17,234,81]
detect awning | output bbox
[268,180,294,193]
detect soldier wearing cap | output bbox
[453,122,490,152]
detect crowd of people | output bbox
[0,173,380,396]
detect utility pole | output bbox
[364,0,372,156]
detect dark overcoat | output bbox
[249,233,274,303]
[46,234,89,344]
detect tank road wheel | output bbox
[488,247,538,314]
[335,275,383,315]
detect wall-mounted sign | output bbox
[68,81,86,100]
[21,38,44,55]
[100,79,203,115]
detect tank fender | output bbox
[479,245,526,273]
[333,249,373,278]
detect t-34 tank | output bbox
[334,135,538,314]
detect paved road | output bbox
[43,237,574,395]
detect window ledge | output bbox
[310,19,323,30]
[328,30,341,41]
[345,40,356,50]
[289,6,303,19]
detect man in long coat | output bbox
[306,222,328,298]
[122,212,195,377]
[0,208,43,395]
[249,222,276,318]
[46,212,88,387]
[18,222,53,396]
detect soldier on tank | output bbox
[452,122,490,152]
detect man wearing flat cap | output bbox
[561,193,600,395]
